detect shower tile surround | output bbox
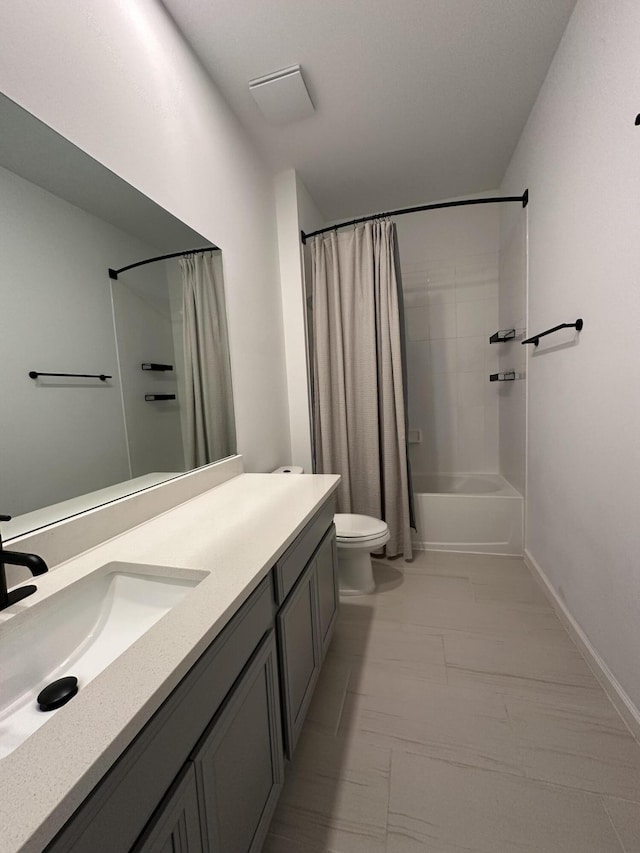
[397,206,501,476]
[265,554,640,852]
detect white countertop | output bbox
[0,471,340,853]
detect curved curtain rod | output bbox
[108,245,219,280]
[300,189,529,244]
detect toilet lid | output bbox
[334,513,388,538]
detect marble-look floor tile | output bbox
[269,730,390,853]
[345,579,573,647]
[305,660,352,736]
[602,796,640,852]
[386,751,625,853]
[444,632,605,705]
[266,551,637,852]
[330,657,449,703]
[375,568,476,602]
[403,596,574,646]
[472,575,551,609]
[337,679,520,776]
[507,698,640,801]
[262,832,343,852]
[329,616,447,685]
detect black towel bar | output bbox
[145,394,176,402]
[522,319,583,347]
[29,371,111,381]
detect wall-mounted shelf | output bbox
[489,329,516,344]
[490,371,517,382]
[141,363,174,372]
[145,394,176,402]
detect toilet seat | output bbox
[336,531,390,550]
[334,513,388,539]
[334,513,390,552]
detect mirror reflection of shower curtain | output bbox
[180,251,236,467]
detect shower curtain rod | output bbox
[300,189,529,244]
[108,245,219,280]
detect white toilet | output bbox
[334,513,390,595]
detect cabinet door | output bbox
[277,558,321,757]
[193,631,284,853]
[315,526,339,659]
[132,764,203,853]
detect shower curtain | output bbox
[180,251,236,467]
[311,220,413,559]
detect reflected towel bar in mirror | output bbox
[522,319,583,346]
[29,371,112,381]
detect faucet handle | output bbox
[0,515,11,522]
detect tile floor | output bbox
[264,551,640,852]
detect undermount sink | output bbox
[0,562,207,758]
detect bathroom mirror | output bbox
[0,93,236,540]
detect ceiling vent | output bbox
[248,65,315,125]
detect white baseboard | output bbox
[524,548,640,743]
[413,542,522,557]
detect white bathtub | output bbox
[411,473,523,555]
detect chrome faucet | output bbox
[0,514,49,611]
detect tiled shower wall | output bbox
[395,204,500,475]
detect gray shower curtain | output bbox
[180,251,235,467]
[311,220,413,559]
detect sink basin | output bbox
[0,562,207,758]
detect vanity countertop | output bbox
[0,471,340,853]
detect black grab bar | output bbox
[522,319,583,347]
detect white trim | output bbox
[412,543,522,557]
[524,548,640,743]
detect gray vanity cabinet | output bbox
[277,558,321,756]
[132,765,203,853]
[315,528,339,659]
[43,498,338,853]
[193,631,283,853]
[277,523,338,757]
[45,577,276,853]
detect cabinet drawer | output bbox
[274,497,335,604]
[46,576,275,853]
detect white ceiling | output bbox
[162,0,576,221]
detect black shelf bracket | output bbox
[489,329,516,344]
[145,394,176,402]
[141,363,174,372]
[522,318,583,347]
[490,371,517,382]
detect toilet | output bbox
[334,513,390,595]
